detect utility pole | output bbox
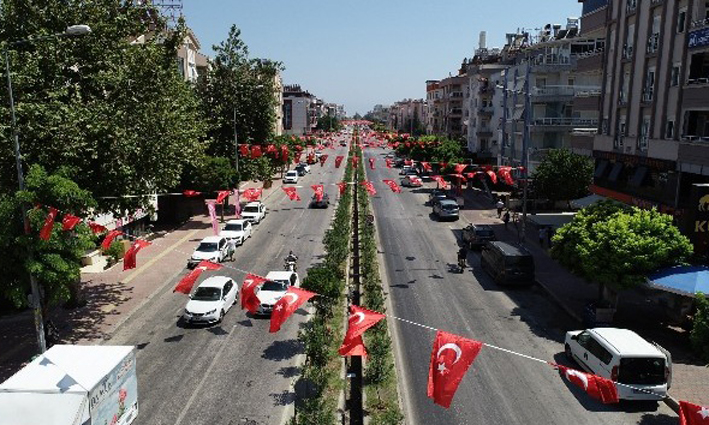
[521,61,532,246]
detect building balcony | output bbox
[531,117,599,128]
[529,54,575,71]
[576,52,604,73]
[683,84,709,108]
[690,17,709,30]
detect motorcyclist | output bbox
[457,247,467,271]
[285,251,298,263]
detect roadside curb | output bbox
[664,395,680,413]
[533,278,583,323]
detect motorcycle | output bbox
[284,257,297,272]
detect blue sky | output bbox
[182,1,584,116]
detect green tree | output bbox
[0,1,208,213]
[0,165,96,311]
[690,293,709,363]
[552,202,693,298]
[532,149,594,207]
[181,156,237,193]
[315,115,341,132]
[196,25,283,162]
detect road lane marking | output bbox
[122,229,200,284]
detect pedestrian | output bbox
[227,238,236,261]
[503,210,510,229]
[538,227,546,247]
[496,199,504,218]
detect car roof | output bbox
[488,241,530,256]
[201,236,224,243]
[265,271,295,280]
[286,170,298,174]
[225,219,248,225]
[473,224,493,230]
[244,201,262,207]
[439,199,458,205]
[198,276,232,288]
[589,328,664,357]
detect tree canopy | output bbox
[0,0,208,213]
[532,149,594,205]
[551,201,693,293]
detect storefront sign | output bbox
[690,184,709,255]
[593,151,675,171]
[689,27,709,49]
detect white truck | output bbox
[241,201,267,224]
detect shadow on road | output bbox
[262,339,302,361]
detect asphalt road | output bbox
[107,141,349,425]
[363,147,676,425]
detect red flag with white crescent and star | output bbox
[269,287,317,333]
[319,154,329,166]
[454,163,467,174]
[282,187,301,201]
[123,239,151,271]
[404,159,413,167]
[311,185,324,202]
[431,175,448,190]
[337,182,347,195]
[242,188,262,202]
[294,152,302,164]
[351,157,359,167]
[61,214,82,231]
[335,155,344,168]
[554,364,619,404]
[368,158,375,170]
[239,144,250,156]
[241,273,266,313]
[339,334,368,357]
[421,162,433,172]
[427,330,483,408]
[339,305,385,356]
[251,145,262,159]
[183,189,202,197]
[385,158,393,168]
[383,179,401,193]
[39,207,58,241]
[173,261,222,294]
[216,190,231,204]
[361,181,376,196]
[88,222,107,234]
[498,168,514,185]
[680,401,709,425]
[486,170,498,184]
[101,229,123,250]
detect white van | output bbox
[564,328,671,401]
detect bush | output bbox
[104,241,124,265]
[691,293,709,363]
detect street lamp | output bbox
[4,24,92,353]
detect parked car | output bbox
[219,219,252,246]
[432,199,459,221]
[401,175,423,187]
[428,189,449,206]
[188,236,229,268]
[182,276,238,324]
[241,201,267,224]
[255,271,300,316]
[284,170,299,184]
[462,224,496,249]
[297,162,311,174]
[310,193,331,208]
[564,328,672,401]
[394,158,405,168]
[314,150,323,159]
[480,241,535,285]
[340,141,347,147]
[399,165,414,175]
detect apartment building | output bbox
[439,74,468,139]
[282,84,316,136]
[388,99,425,134]
[176,28,209,83]
[425,80,443,134]
[466,50,507,162]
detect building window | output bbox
[666,120,675,139]
[677,9,686,33]
[639,118,650,151]
[671,66,681,86]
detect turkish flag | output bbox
[269,287,317,333]
[383,179,401,193]
[404,159,413,167]
[242,188,262,202]
[454,163,467,174]
[427,330,483,408]
[361,181,376,196]
[216,190,231,204]
[101,229,123,250]
[294,152,302,164]
[123,239,151,271]
[341,305,385,344]
[680,401,709,425]
[88,222,107,234]
[241,273,266,313]
[39,207,58,241]
[368,158,376,169]
[555,365,619,405]
[308,153,315,163]
[183,190,202,197]
[251,145,262,159]
[266,144,277,155]
[421,162,433,172]
[448,173,467,183]
[351,157,359,166]
[339,335,368,357]
[239,144,250,156]
[337,182,347,195]
[61,214,82,231]
[173,261,222,294]
[498,168,514,185]
[486,170,498,185]
[335,156,344,168]
[385,159,393,168]
[431,175,448,190]
[282,187,301,201]
[311,185,324,201]
[294,144,303,151]
[281,145,289,162]
[320,154,329,166]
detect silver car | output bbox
[433,199,459,221]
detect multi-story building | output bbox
[425,80,443,134]
[176,28,209,83]
[590,0,709,252]
[282,84,316,136]
[439,74,468,139]
[388,99,425,134]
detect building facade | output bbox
[176,29,209,83]
[282,84,316,136]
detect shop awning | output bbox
[647,266,709,298]
[570,193,607,209]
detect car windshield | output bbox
[261,280,287,291]
[197,242,218,252]
[224,223,242,231]
[618,357,666,385]
[506,256,534,267]
[441,203,458,211]
[192,287,221,301]
[287,172,297,176]
[244,206,259,213]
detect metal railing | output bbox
[532,117,599,127]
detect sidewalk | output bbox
[456,187,709,407]
[0,178,285,382]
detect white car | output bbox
[241,201,267,224]
[298,162,311,174]
[182,276,238,324]
[188,236,229,268]
[284,170,299,184]
[401,175,423,187]
[255,271,300,316]
[219,219,252,246]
